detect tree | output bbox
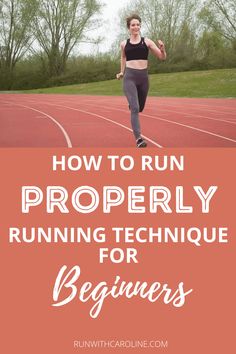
[114,0,198,62]
[34,0,102,77]
[173,21,197,63]
[198,30,224,59]
[0,0,37,72]
[199,0,236,42]
[211,0,236,41]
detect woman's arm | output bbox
[146,38,167,60]
[116,41,126,79]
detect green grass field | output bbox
[20,68,236,98]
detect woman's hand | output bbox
[146,38,166,60]
[157,40,165,53]
[116,72,124,80]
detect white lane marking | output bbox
[83,98,236,117]
[141,112,236,143]
[156,102,236,115]
[85,100,236,122]
[55,104,162,148]
[143,107,236,125]
[96,100,236,124]
[2,100,72,147]
[18,99,163,148]
[73,102,236,144]
[8,96,236,144]
[159,104,236,117]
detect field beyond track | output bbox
[17,68,236,98]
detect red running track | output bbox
[0,94,236,147]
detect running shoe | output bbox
[136,137,147,148]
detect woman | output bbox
[116,14,166,147]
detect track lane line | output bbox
[17,96,236,118]
[70,102,236,144]
[147,98,236,110]
[157,104,236,118]
[22,97,236,144]
[4,95,235,145]
[141,112,236,143]
[98,101,236,125]
[1,100,73,148]
[141,107,236,125]
[82,99,236,122]
[17,100,163,148]
[87,98,236,117]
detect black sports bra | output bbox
[125,37,149,61]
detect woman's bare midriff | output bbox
[126,59,148,70]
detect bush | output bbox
[1,45,236,91]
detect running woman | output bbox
[116,14,166,147]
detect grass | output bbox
[14,68,236,98]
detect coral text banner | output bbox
[1,148,235,354]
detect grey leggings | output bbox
[123,67,149,139]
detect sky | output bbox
[80,0,129,54]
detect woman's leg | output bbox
[123,69,141,140]
[137,72,149,112]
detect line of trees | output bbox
[0,0,102,88]
[115,0,236,72]
[0,0,235,90]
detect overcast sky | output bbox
[80,0,130,54]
